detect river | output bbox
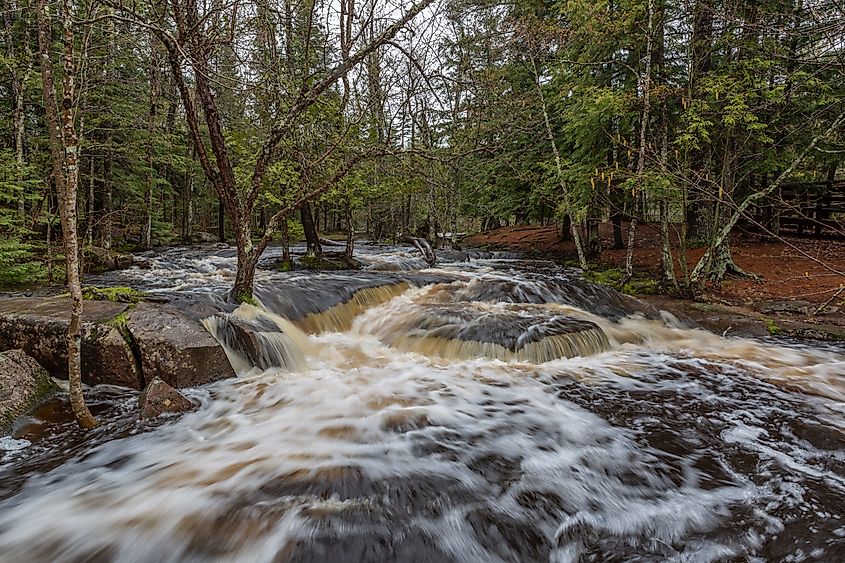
[1,244,844,562]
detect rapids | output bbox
[1,243,844,562]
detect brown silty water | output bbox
[1,244,844,562]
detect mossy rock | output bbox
[271,259,295,272]
[82,286,150,304]
[583,268,659,296]
[1,350,60,432]
[300,253,362,271]
[584,268,624,286]
[83,247,134,273]
[268,253,362,272]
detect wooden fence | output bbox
[748,180,845,238]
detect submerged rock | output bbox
[0,349,59,431]
[0,297,142,389]
[126,302,235,388]
[138,377,195,419]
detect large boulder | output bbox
[372,301,610,362]
[0,297,142,389]
[83,247,134,274]
[125,302,235,388]
[1,350,59,431]
[138,377,196,419]
[0,296,236,390]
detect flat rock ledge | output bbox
[0,296,234,391]
[0,350,59,431]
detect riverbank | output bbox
[465,224,845,341]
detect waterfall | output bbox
[202,304,311,372]
[293,282,413,334]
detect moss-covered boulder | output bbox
[266,252,362,272]
[1,349,59,432]
[0,296,236,390]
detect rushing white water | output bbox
[1,244,843,562]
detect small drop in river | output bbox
[1,244,844,562]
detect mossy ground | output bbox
[583,267,660,296]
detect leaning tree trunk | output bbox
[530,56,588,270]
[690,107,845,282]
[37,0,96,429]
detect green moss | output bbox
[584,268,624,286]
[82,286,149,303]
[584,267,660,296]
[0,353,60,432]
[105,305,139,354]
[232,291,259,306]
[622,279,660,296]
[272,259,295,272]
[766,318,781,336]
[114,242,141,253]
[109,309,130,330]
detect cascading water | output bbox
[1,243,843,562]
[202,304,311,372]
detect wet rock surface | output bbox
[1,243,844,562]
[126,302,235,388]
[0,297,235,390]
[253,272,452,323]
[0,350,59,431]
[395,305,605,351]
[641,295,845,341]
[138,377,196,419]
[0,297,142,389]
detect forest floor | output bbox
[464,224,845,341]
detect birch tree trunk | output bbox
[37,0,97,429]
[623,0,654,284]
[530,57,588,270]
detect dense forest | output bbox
[1,0,843,299]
